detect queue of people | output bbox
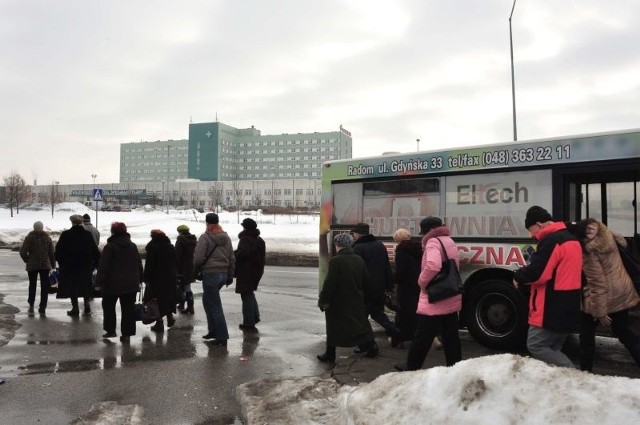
[318,206,639,374]
[19,212,269,348]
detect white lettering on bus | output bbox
[457,182,528,205]
[390,160,429,173]
[447,216,519,237]
[347,164,374,176]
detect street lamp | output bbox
[509,0,518,141]
[416,138,421,152]
[166,145,171,213]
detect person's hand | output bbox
[319,306,325,312]
[512,279,519,289]
[598,315,612,326]
[225,277,233,287]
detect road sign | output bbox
[93,189,103,202]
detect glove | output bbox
[225,277,233,287]
[319,306,325,312]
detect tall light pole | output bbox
[416,138,420,152]
[91,174,98,227]
[509,0,518,141]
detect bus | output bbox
[319,129,640,350]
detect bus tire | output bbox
[463,279,528,351]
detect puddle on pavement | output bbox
[13,326,263,376]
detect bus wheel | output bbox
[463,279,527,351]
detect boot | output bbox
[150,320,164,332]
[167,313,175,328]
[186,291,194,314]
[316,345,336,363]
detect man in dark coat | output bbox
[144,229,178,332]
[55,214,100,316]
[317,232,378,362]
[234,218,266,331]
[351,222,401,344]
[95,222,143,343]
[20,221,55,315]
[176,224,197,314]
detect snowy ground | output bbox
[236,354,640,425]
[0,203,318,254]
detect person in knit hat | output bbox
[176,224,197,314]
[83,213,100,246]
[317,232,378,362]
[513,205,582,368]
[234,218,266,331]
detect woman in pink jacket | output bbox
[395,216,462,371]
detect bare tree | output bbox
[2,172,31,217]
[232,179,243,223]
[49,181,63,218]
[207,182,224,212]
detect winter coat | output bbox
[84,223,100,246]
[95,232,142,296]
[513,221,583,332]
[194,226,235,278]
[143,234,178,316]
[581,222,640,317]
[234,228,266,294]
[55,225,100,299]
[176,232,197,284]
[352,234,393,308]
[394,239,422,340]
[318,247,375,347]
[20,230,55,272]
[416,226,462,316]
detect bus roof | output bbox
[322,128,640,178]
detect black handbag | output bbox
[426,238,464,303]
[135,284,160,324]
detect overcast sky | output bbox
[2,0,639,185]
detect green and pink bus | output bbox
[320,129,640,350]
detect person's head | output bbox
[69,214,84,226]
[419,216,443,235]
[82,213,91,223]
[177,224,190,234]
[111,221,127,235]
[393,228,411,242]
[33,221,44,231]
[150,229,165,238]
[334,232,354,251]
[205,213,219,229]
[350,223,369,240]
[524,206,553,236]
[241,218,258,231]
[581,218,600,241]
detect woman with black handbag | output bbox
[95,222,143,343]
[395,216,462,371]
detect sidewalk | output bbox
[332,333,449,386]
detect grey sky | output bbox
[2,0,639,185]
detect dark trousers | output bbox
[240,292,260,327]
[580,310,640,371]
[368,302,400,337]
[406,312,462,370]
[102,293,137,337]
[27,270,49,309]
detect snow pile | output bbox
[237,354,640,425]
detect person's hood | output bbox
[420,226,451,249]
[146,234,172,250]
[107,232,133,248]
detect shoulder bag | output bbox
[194,242,218,281]
[426,238,464,303]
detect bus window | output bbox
[332,182,362,225]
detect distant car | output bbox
[111,205,130,212]
[101,205,113,211]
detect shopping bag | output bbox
[135,298,160,324]
[48,268,60,294]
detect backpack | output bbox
[617,242,640,295]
